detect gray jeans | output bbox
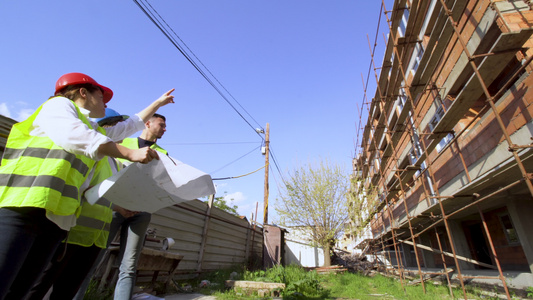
[73,211,152,300]
[112,211,152,300]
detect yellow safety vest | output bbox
[0,98,102,216]
[120,137,168,154]
[67,157,119,248]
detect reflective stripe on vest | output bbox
[0,174,78,200]
[76,214,111,231]
[3,147,90,176]
[96,197,112,207]
[0,98,100,216]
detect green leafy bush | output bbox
[527,286,533,298]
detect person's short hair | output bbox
[152,113,166,122]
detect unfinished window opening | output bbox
[380,139,388,153]
[389,111,399,131]
[397,87,407,111]
[408,147,417,164]
[398,153,410,174]
[421,0,437,37]
[407,147,423,179]
[411,42,425,75]
[499,213,520,245]
[488,56,526,104]
[373,110,381,125]
[428,106,454,153]
[398,7,410,37]
[374,158,381,173]
[388,52,396,79]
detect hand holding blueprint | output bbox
[85,154,215,213]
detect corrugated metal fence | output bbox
[144,200,263,280]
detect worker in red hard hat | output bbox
[27,108,136,300]
[0,72,175,300]
[55,72,114,103]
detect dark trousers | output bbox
[0,207,67,300]
[27,243,102,300]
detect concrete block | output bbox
[225,280,285,297]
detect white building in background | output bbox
[285,238,324,267]
[283,226,325,268]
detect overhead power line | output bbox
[212,163,268,181]
[208,145,261,175]
[133,0,287,184]
[132,0,264,139]
[268,146,286,184]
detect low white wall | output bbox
[284,239,324,267]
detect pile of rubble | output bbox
[331,251,380,276]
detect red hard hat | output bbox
[55,72,113,103]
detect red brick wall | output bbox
[481,207,528,270]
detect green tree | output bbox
[212,194,239,216]
[275,158,350,266]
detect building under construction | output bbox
[354,0,533,297]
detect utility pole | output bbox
[263,123,270,225]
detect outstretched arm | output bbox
[137,89,175,122]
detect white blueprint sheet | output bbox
[85,154,215,213]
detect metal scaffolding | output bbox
[355,1,533,299]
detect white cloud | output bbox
[0,102,34,121]
[223,191,246,205]
[16,109,34,121]
[223,191,261,219]
[0,103,11,118]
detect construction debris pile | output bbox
[331,251,377,276]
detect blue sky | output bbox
[0,1,391,223]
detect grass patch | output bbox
[321,272,483,299]
[186,265,504,299]
[242,265,326,299]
